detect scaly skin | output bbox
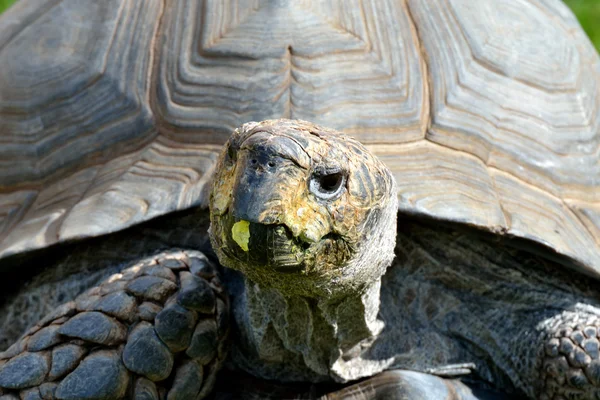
[0,250,228,399]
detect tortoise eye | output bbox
[309,171,346,200]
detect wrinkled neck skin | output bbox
[230,277,387,382]
[225,195,398,383]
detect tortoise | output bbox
[1,0,600,399]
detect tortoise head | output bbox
[209,119,397,298]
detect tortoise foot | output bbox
[541,309,600,400]
[0,250,229,400]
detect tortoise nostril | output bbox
[250,159,258,165]
[267,161,276,168]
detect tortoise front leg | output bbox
[0,250,229,400]
[540,305,600,399]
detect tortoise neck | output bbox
[229,275,390,382]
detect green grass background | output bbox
[0,0,598,51]
[566,0,600,50]
[0,0,14,14]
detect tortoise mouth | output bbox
[217,211,352,275]
[220,213,311,273]
[246,221,311,273]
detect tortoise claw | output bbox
[425,362,477,377]
[0,250,229,400]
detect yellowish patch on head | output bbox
[232,220,251,251]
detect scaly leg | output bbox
[0,250,229,400]
[540,305,600,399]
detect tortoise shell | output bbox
[1,0,599,277]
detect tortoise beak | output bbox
[230,134,308,225]
[230,149,283,224]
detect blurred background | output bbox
[565,0,600,50]
[0,0,599,51]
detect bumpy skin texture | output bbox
[0,250,228,400]
[540,310,600,399]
